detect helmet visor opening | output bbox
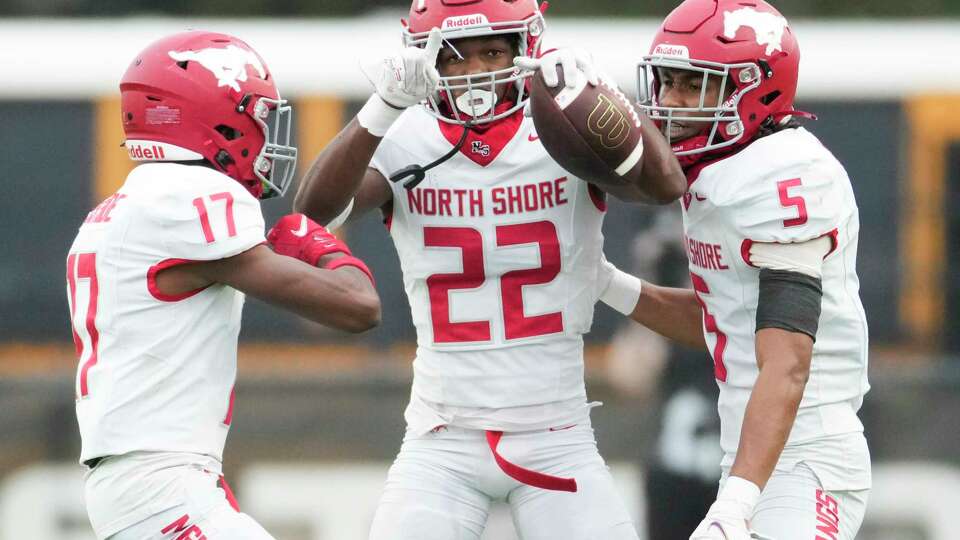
[638,56,761,155]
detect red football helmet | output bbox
[402,0,546,125]
[120,31,297,199]
[637,0,802,158]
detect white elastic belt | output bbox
[599,261,643,316]
[357,94,404,137]
[749,235,833,279]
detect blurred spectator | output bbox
[605,209,722,540]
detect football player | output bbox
[293,1,685,538]
[599,1,871,539]
[67,31,380,540]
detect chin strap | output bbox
[672,135,711,168]
[389,123,472,190]
[772,109,818,121]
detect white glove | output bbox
[361,27,442,109]
[690,477,764,540]
[514,48,599,89]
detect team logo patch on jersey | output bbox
[168,45,266,91]
[471,140,491,157]
[723,7,790,55]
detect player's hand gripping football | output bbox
[362,27,443,109]
[514,48,599,89]
[690,477,771,540]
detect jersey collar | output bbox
[437,103,524,167]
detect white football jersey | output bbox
[370,107,610,430]
[67,163,265,464]
[680,128,870,487]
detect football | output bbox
[529,67,646,187]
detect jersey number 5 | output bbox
[777,178,808,228]
[424,221,563,344]
[67,252,100,398]
[690,272,728,382]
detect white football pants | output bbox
[368,422,639,540]
[86,456,274,540]
[108,503,275,540]
[730,463,869,540]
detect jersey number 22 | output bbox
[424,221,563,344]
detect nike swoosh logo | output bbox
[695,194,707,201]
[291,215,309,237]
[548,424,577,432]
[528,133,540,142]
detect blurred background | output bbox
[2,1,959,539]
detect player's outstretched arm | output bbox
[155,214,381,333]
[204,244,380,333]
[598,259,705,349]
[629,281,706,349]
[293,119,392,225]
[294,28,444,225]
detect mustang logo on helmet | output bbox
[722,7,789,55]
[168,45,266,92]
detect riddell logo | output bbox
[127,143,166,160]
[653,44,689,58]
[442,14,489,29]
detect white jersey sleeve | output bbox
[722,160,845,247]
[369,109,422,187]
[142,166,265,261]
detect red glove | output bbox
[267,214,351,266]
[268,214,375,284]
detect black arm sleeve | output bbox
[755,269,823,341]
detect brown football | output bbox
[530,67,646,187]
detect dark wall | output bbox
[800,100,905,343]
[947,142,960,353]
[0,102,93,342]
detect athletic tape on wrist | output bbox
[357,94,404,137]
[325,255,375,285]
[600,266,643,316]
[720,476,761,511]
